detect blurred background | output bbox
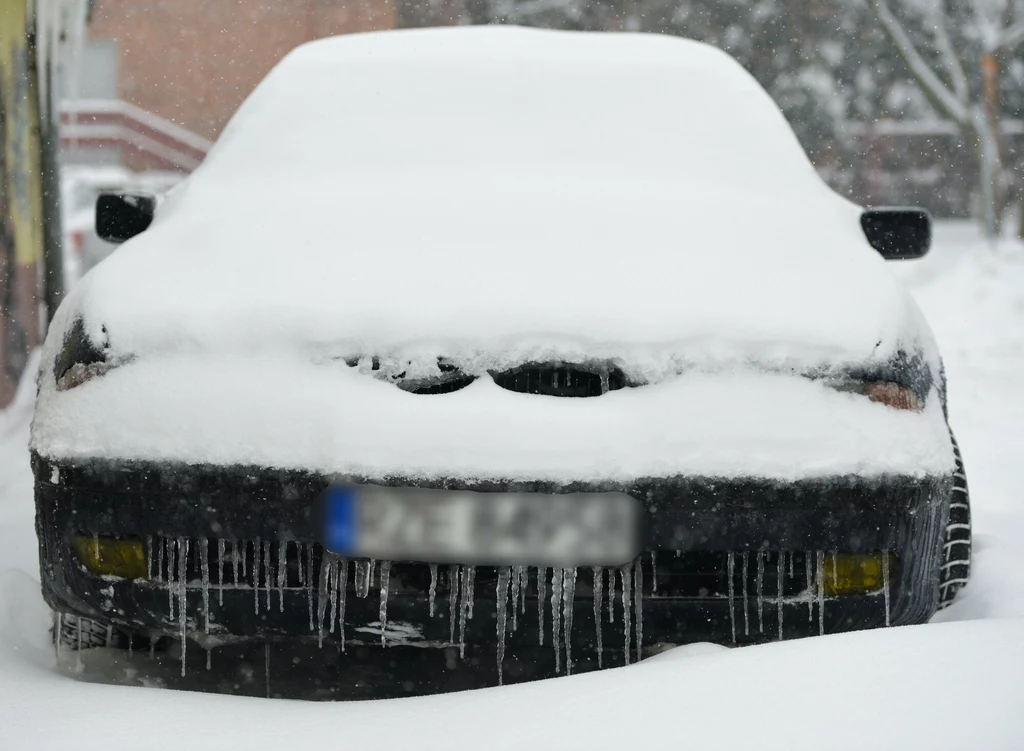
[2,0,1024,405]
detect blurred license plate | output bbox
[319,485,642,566]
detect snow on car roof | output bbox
[65,26,934,376]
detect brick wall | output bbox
[87,0,395,151]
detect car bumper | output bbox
[34,452,951,681]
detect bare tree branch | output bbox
[868,0,968,122]
[929,1,970,103]
[996,21,1024,50]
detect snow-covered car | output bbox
[31,27,970,696]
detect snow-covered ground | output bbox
[1,221,1022,748]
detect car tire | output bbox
[937,432,971,609]
[54,612,123,651]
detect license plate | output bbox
[318,484,642,567]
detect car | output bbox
[31,26,970,698]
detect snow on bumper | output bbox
[30,354,954,481]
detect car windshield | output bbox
[0,1,1021,748]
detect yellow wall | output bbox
[0,0,43,265]
[0,0,44,406]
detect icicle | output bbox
[776,553,784,642]
[306,545,315,632]
[816,551,825,636]
[756,551,764,633]
[428,563,438,617]
[832,551,839,587]
[742,552,750,636]
[93,532,100,562]
[263,540,272,611]
[727,552,736,644]
[253,538,262,615]
[650,551,658,593]
[217,539,225,607]
[232,539,240,584]
[459,565,474,657]
[277,541,287,613]
[264,644,271,699]
[200,538,210,634]
[178,537,188,677]
[55,613,62,659]
[592,566,605,668]
[519,566,528,614]
[537,566,546,646]
[316,553,331,648]
[337,557,348,652]
[166,538,175,619]
[156,537,164,584]
[510,565,521,633]
[805,553,814,623]
[355,560,371,598]
[607,567,615,624]
[241,540,248,583]
[496,567,510,685]
[620,563,633,666]
[206,649,212,671]
[146,536,154,579]
[788,551,794,578]
[563,568,577,675]
[448,565,460,645]
[379,560,392,646]
[465,566,476,620]
[633,560,643,663]
[328,556,339,633]
[882,551,891,627]
[550,568,563,673]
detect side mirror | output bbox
[860,208,931,260]
[96,193,156,244]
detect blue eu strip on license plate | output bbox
[319,484,641,567]
[323,486,359,554]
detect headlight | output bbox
[820,552,897,596]
[54,318,114,391]
[828,377,922,412]
[73,535,147,579]
[862,381,921,411]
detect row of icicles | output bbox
[144,539,891,682]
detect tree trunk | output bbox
[970,104,1003,242]
[976,53,1004,241]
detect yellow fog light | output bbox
[820,552,897,596]
[73,535,147,579]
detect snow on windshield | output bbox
[58,27,936,377]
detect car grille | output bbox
[144,537,826,602]
[491,363,630,397]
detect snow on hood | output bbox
[57,26,935,376]
[31,353,954,481]
[32,28,953,479]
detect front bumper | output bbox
[34,452,951,683]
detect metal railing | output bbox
[59,98,213,171]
